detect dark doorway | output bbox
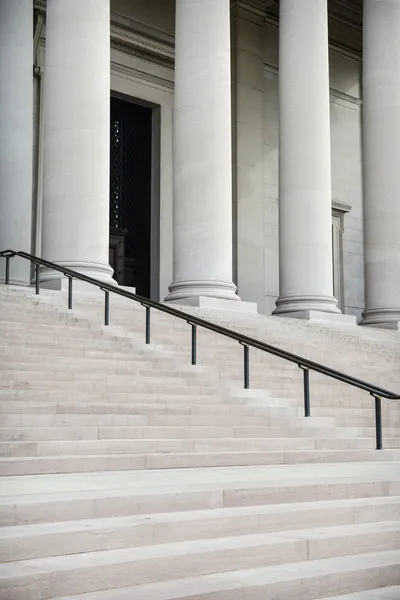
[109,96,153,297]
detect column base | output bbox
[166,280,240,302]
[274,309,356,326]
[166,295,258,314]
[39,260,116,291]
[360,308,400,330]
[273,294,341,316]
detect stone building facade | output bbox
[0,0,399,328]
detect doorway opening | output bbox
[109,95,159,298]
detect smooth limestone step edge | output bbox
[316,587,400,599]
[1,450,398,476]
[1,525,400,598]
[1,477,399,527]
[1,286,399,599]
[1,497,399,561]
[20,550,400,600]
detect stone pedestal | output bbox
[0,0,33,285]
[165,0,246,310]
[40,0,114,287]
[360,0,400,329]
[273,0,340,319]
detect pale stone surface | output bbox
[41,0,114,286]
[262,35,365,318]
[1,267,399,596]
[166,296,257,313]
[274,0,339,316]
[0,0,33,285]
[279,310,357,326]
[233,9,266,311]
[361,0,400,328]
[166,0,240,305]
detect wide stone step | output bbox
[0,401,305,419]
[316,586,400,599]
[2,521,400,599]
[0,449,397,476]
[0,411,336,427]
[0,424,389,441]
[1,497,399,562]
[2,462,398,526]
[2,547,400,600]
[0,437,389,457]
[46,550,400,600]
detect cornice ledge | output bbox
[111,24,174,66]
[34,0,46,14]
[332,200,352,213]
[231,0,276,17]
[111,61,173,91]
[330,88,361,106]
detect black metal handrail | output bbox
[1,249,399,450]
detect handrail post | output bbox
[5,256,10,285]
[68,277,73,310]
[301,366,311,417]
[191,324,197,366]
[35,264,40,295]
[104,291,110,326]
[243,344,250,389]
[145,306,151,344]
[373,394,383,450]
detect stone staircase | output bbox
[0,284,399,599]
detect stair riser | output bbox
[1,425,391,441]
[6,536,400,599]
[1,481,396,527]
[1,437,390,456]
[3,504,400,562]
[0,450,396,476]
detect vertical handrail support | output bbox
[67,276,73,310]
[299,365,311,417]
[240,342,250,389]
[371,393,383,450]
[188,322,197,366]
[104,290,110,326]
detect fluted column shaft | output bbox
[274,0,339,316]
[41,0,113,286]
[361,0,400,328]
[166,0,239,304]
[0,0,33,284]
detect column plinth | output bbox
[273,0,340,320]
[40,0,114,288]
[360,0,400,329]
[165,0,255,312]
[0,0,33,285]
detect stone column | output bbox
[360,0,400,329]
[0,0,33,285]
[166,0,241,308]
[273,0,340,318]
[41,0,114,287]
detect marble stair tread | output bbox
[1,477,398,527]
[1,430,396,448]
[1,498,399,561]
[1,436,388,455]
[43,551,400,600]
[315,587,400,599]
[2,525,400,598]
[0,449,398,476]
[1,420,396,437]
